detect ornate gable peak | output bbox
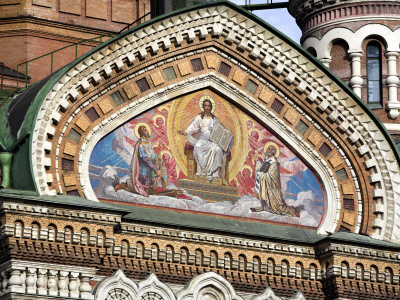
[25,2,400,243]
[253,287,307,300]
[93,271,308,300]
[177,272,243,300]
[94,270,138,300]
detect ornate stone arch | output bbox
[137,274,176,300]
[302,27,354,60]
[176,272,242,300]
[94,270,138,300]
[25,2,400,242]
[303,24,400,56]
[253,287,306,300]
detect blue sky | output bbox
[230,1,302,44]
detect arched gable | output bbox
[24,2,400,242]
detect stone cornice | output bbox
[289,0,400,24]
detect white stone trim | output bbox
[93,271,307,300]
[303,16,400,41]
[303,24,400,60]
[93,270,138,300]
[29,5,400,242]
[384,123,400,132]
[253,288,306,300]
[177,272,242,300]
[303,24,400,119]
[0,260,97,299]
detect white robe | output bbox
[186,115,226,180]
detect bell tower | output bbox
[289,0,400,139]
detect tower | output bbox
[288,0,400,144]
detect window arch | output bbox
[121,240,129,257]
[80,228,90,245]
[31,222,40,240]
[165,245,174,262]
[366,42,382,108]
[14,221,24,238]
[64,226,73,244]
[48,224,57,242]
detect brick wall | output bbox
[0,0,150,83]
[329,40,351,83]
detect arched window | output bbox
[210,251,218,268]
[166,245,174,262]
[195,249,203,266]
[14,221,24,238]
[64,226,73,244]
[31,222,40,240]
[48,225,57,242]
[366,42,382,108]
[151,243,159,260]
[121,240,129,257]
[96,230,105,247]
[80,228,89,245]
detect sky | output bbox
[230,1,302,44]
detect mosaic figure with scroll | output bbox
[251,142,299,217]
[180,96,233,184]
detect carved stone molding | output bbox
[0,260,97,299]
[94,271,307,300]
[28,3,400,242]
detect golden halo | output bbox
[263,141,280,158]
[198,95,216,113]
[249,128,262,142]
[241,165,253,176]
[245,118,254,127]
[152,114,166,127]
[160,150,172,159]
[134,123,152,139]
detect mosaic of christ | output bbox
[89,90,324,227]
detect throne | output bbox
[178,142,239,203]
[184,142,231,184]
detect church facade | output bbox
[1,1,400,299]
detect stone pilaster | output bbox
[349,51,364,97]
[385,51,400,119]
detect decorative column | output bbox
[26,268,37,294]
[385,51,400,119]
[69,272,80,298]
[58,271,69,297]
[37,269,47,295]
[0,271,8,293]
[319,57,332,68]
[349,50,364,97]
[6,267,24,293]
[79,274,94,299]
[47,270,58,296]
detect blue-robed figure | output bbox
[129,125,166,197]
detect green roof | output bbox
[2,188,400,249]
[0,90,14,115]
